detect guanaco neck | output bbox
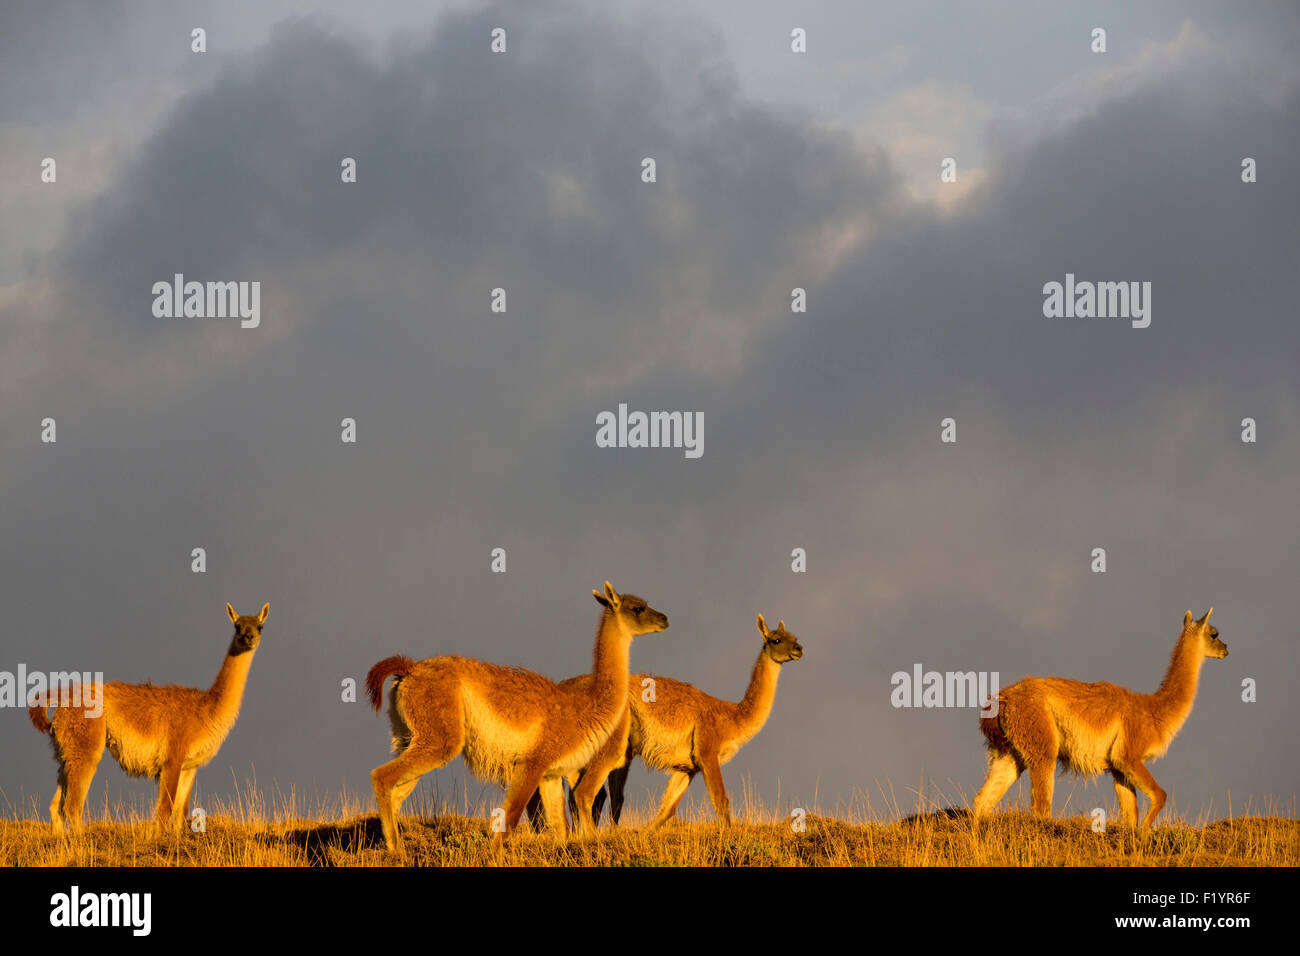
[205,640,257,727]
[589,611,632,714]
[1150,630,1204,730]
[732,647,781,737]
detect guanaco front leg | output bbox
[174,768,198,827]
[651,770,694,827]
[538,777,569,838]
[156,761,185,829]
[1124,760,1167,829]
[1110,768,1138,827]
[498,761,550,846]
[572,708,630,835]
[699,751,731,826]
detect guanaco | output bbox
[28,602,269,831]
[973,608,1227,828]
[365,582,668,852]
[530,613,804,830]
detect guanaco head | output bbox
[226,602,270,654]
[757,613,804,663]
[1183,607,1227,659]
[592,581,669,637]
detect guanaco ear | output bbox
[778,620,786,632]
[257,602,270,626]
[603,581,620,606]
[756,613,769,637]
[227,602,239,624]
[593,589,612,609]
[1183,610,1194,627]
[1199,607,1213,625]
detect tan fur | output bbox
[28,602,269,832]
[973,608,1228,828]
[365,582,668,853]
[547,614,804,830]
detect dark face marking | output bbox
[233,617,263,652]
[766,628,805,663]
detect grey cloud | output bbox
[3,2,1295,821]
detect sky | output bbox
[2,0,1297,827]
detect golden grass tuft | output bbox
[2,780,1294,867]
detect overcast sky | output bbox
[3,1,1297,827]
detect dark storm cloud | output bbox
[0,0,218,123]
[3,2,1295,820]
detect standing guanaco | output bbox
[973,608,1227,828]
[366,582,668,852]
[29,602,269,831]
[529,613,804,830]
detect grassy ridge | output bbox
[2,789,1295,866]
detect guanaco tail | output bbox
[972,608,1227,828]
[365,581,668,852]
[28,602,269,831]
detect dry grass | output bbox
[2,780,1295,866]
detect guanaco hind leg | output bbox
[973,751,1023,817]
[56,711,106,831]
[605,764,631,824]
